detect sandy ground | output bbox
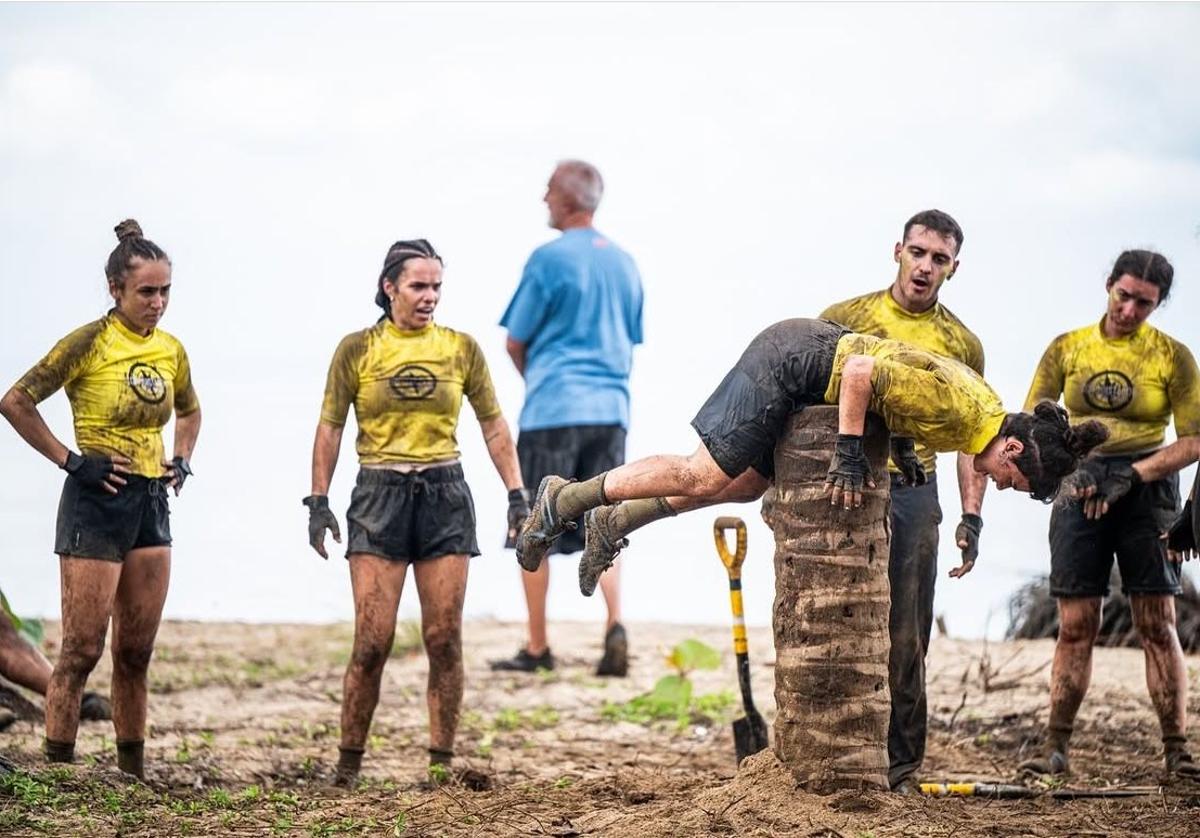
[2,619,1199,836]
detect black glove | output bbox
[955,513,983,564]
[1093,460,1140,505]
[826,434,873,506]
[505,488,532,549]
[61,451,117,490]
[302,495,341,559]
[1070,458,1106,496]
[1165,499,1196,556]
[167,456,193,494]
[890,437,927,487]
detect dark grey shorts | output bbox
[691,318,849,479]
[346,465,480,562]
[517,424,626,555]
[54,474,172,562]
[1049,455,1181,598]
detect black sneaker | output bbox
[595,623,628,677]
[489,647,555,673]
[80,691,112,722]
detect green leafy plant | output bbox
[601,638,731,727]
[0,590,44,647]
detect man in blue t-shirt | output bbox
[491,160,644,677]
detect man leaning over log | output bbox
[820,209,986,793]
[514,318,1110,603]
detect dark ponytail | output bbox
[105,219,169,288]
[375,239,443,322]
[1001,400,1109,501]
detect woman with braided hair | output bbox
[0,220,200,779]
[1020,249,1200,780]
[304,239,527,786]
[514,318,1109,597]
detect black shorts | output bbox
[346,465,480,562]
[54,474,172,562]
[517,424,627,555]
[691,318,849,479]
[1049,455,1182,598]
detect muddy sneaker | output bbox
[80,691,112,722]
[489,647,555,673]
[1165,740,1200,781]
[595,623,628,677]
[1017,749,1069,777]
[515,476,575,572]
[578,506,628,597]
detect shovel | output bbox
[713,516,770,765]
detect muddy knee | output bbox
[423,626,462,668]
[1131,596,1178,649]
[1057,608,1100,646]
[349,638,391,675]
[113,644,155,678]
[56,640,104,681]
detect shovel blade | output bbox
[733,711,770,765]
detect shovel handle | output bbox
[713,517,747,577]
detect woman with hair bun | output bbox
[1021,248,1200,780]
[0,220,200,779]
[304,239,527,787]
[513,317,1108,597]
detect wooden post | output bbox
[762,406,891,793]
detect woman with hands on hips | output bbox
[304,239,528,787]
[0,220,200,780]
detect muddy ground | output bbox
[2,619,1198,836]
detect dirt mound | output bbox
[1007,572,1200,651]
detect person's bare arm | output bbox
[506,336,527,377]
[836,355,873,436]
[162,407,202,494]
[480,415,523,492]
[950,452,988,578]
[311,422,344,496]
[0,387,72,468]
[1133,435,1200,483]
[826,355,876,508]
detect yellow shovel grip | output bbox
[713,517,747,576]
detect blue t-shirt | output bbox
[501,228,644,431]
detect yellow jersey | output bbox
[821,289,984,471]
[824,333,1006,456]
[1024,318,1200,455]
[15,313,199,477]
[320,320,503,465]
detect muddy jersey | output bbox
[14,314,199,477]
[320,320,502,465]
[821,289,984,471]
[1024,319,1200,455]
[824,333,1006,456]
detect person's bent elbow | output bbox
[0,387,31,423]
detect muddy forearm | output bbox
[1132,436,1200,484]
[311,422,344,496]
[505,336,526,376]
[172,408,202,461]
[0,387,70,468]
[957,452,987,516]
[480,415,523,492]
[837,356,874,436]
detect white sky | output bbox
[1,3,1197,639]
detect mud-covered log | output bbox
[762,406,891,793]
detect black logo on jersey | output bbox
[127,362,167,404]
[1083,370,1134,412]
[389,365,438,400]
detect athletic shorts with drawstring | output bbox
[54,474,172,562]
[345,465,480,562]
[691,318,850,479]
[1049,453,1182,598]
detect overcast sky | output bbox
[2,3,1197,639]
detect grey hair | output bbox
[555,159,604,212]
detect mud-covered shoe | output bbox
[595,622,628,677]
[80,691,112,722]
[578,506,628,597]
[515,476,575,572]
[1165,739,1200,781]
[1017,749,1069,777]
[489,647,555,673]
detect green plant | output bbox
[601,638,727,726]
[427,763,450,784]
[0,590,44,647]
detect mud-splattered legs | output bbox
[413,555,469,754]
[1131,594,1188,739]
[45,557,122,745]
[341,554,407,750]
[110,547,170,742]
[1048,597,1102,737]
